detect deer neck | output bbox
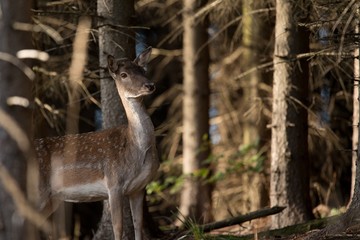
[119,93,154,149]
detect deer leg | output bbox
[129,190,145,240]
[129,191,144,240]
[109,189,124,240]
[39,196,61,238]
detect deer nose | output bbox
[145,83,155,92]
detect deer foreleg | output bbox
[109,189,124,240]
[129,190,145,240]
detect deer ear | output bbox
[134,47,152,70]
[107,55,117,74]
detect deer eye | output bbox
[120,73,128,78]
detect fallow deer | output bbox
[35,47,159,240]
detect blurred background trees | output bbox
[1,0,360,238]
[178,0,212,225]
[0,1,35,239]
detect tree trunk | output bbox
[349,4,360,213]
[270,0,312,229]
[350,5,360,205]
[94,0,135,239]
[178,0,212,225]
[241,0,261,147]
[0,0,33,239]
[239,0,271,213]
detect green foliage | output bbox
[187,219,205,240]
[146,175,184,196]
[147,141,265,203]
[177,217,235,240]
[211,142,266,183]
[329,207,346,217]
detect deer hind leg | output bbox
[129,190,145,240]
[39,196,61,237]
[109,188,124,240]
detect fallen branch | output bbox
[168,206,286,240]
[200,205,286,233]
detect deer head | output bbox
[107,47,155,99]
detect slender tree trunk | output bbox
[241,0,261,147]
[178,0,212,224]
[270,0,312,229]
[240,0,271,213]
[350,4,360,205]
[0,0,33,239]
[349,4,360,212]
[95,0,135,239]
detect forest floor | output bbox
[159,213,360,240]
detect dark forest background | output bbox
[1,0,360,239]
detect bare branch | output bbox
[0,52,35,80]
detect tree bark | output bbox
[270,0,312,229]
[97,0,135,127]
[178,0,212,225]
[95,0,135,239]
[0,0,33,239]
